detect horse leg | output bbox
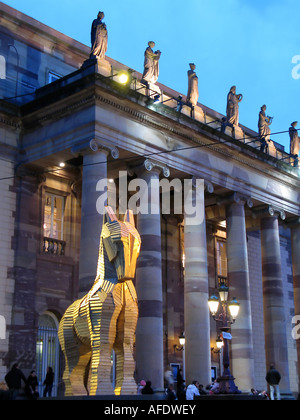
[59,300,90,396]
[110,283,125,395]
[113,282,139,395]
[88,291,116,396]
[113,302,125,395]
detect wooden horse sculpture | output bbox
[58,207,141,396]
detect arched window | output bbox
[36,312,61,397]
[0,55,6,79]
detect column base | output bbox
[218,374,241,395]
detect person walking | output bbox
[25,370,39,400]
[5,363,27,400]
[266,364,281,400]
[43,367,54,397]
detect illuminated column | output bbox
[73,140,118,296]
[260,209,291,394]
[184,179,211,386]
[135,160,169,390]
[225,195,255,391]
[290,219,300,393]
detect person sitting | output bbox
[186,380,200,400]
[141,380,154,395]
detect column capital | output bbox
[217,192,253,208]
[253,205,286,221]
[71,138,119,160]
[132,159,170,178]
[192,176,214,194]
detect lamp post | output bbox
[208,282,240,394]
[174,332,186,381]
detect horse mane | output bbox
[80,223,118,306]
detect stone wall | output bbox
[0,158,16,380]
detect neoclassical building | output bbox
[0,4,299,397]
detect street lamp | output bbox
[216,335,224,350]
[208,281,241,394]
[174,332,185,351]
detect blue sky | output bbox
[3,0,300,152]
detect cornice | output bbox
[19,77,300,194]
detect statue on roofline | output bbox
[90,11,108,59]
[141,41,161,86]
[258,105,273,153]
[226,85,243,126]
[289,121,299,157]
[186,63,199,108]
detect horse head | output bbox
[101,207,141,282]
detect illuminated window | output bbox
[0,55,6,79]
[216,239,227,278]
[43,193,65,240]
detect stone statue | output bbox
[258,105,273,152]
[226,86,243,126]
[258,105,272,140]
[289,121,299,156]
[141,41,161,86]
[186,63,199,108]
[90,11,108,59]
[59,207,141,396]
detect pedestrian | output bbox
[141,380,154,395]
[176,368,185,398]
[43,367,54,397]
[210,378,220,394]
[164,368,174,387]
[199,384,207,395]
[5,363,27,400]
[186,380,200,400]
[137,379,146,395]
[266,364,281,400]
[176,368,184,388]
[25,370,39,400]
[165,383,177,401]
[177,382,186,401]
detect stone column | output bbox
[184,179,211,386]
[260,210,291,394]
[290,220,300,393]
[135,160,168,390]
[72,139,119,296]
[225,195,255,391]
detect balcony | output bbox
[42,237,66,256]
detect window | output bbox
[36,312,60,397]
[0,55,6,79]
[48,71,62,84]
[43,193,65,240]
[216,239,227,278]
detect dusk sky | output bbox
[3,0,300,152]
